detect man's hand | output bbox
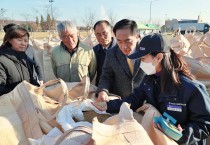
[91,101,107,111]
[39,80,44,86]
[96,91,109,102]
[136,103,152,113]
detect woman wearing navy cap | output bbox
[95,34,210,145]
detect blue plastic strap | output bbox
[163,112,177,124]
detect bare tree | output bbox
[33,3,59,31]
[35,16,39,31]
[0,8,7,31]
[82,8,97,31]
[0,8,6,18]
[107,9,117,27]
[21,13,35,32]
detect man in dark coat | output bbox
[93,20,117,86]
[96,19,145,101]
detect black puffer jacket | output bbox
[0,45,39,96]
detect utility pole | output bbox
[149,0,158,24]
[165,13,167,33]
[49,0,54,31]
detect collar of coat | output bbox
[0,45,28,63]
[60,39,80,54]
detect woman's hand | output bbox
[154,123,183,133]
[177,124,183,132]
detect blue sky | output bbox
[1,0,210,26]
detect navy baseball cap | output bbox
[128,34,170,59]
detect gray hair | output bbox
[57,21,78,36]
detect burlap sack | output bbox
[66,77,120,123]
[183,56,210,94]
[54,126,93,145]
[67,76,93,100]
[170,33,191,56]
[136,104,178,145]
[67,76,120,101]
[202,32,210,47]
[188,42,206,58]
[199,44,210,57]
[92,102,154,145]
[0,81,43,145]
[27,79,69,133]
[184,29,197,46]
[0,96,27,145]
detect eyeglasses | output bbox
[61,34,76,39]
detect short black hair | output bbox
[3,23,17,33]
[113,19,138,36]
[93,20,111,31]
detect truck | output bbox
[173,23,209,34]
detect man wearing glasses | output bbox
[96,19,145,101]
[93,20,117,86]
[51,21,96,82]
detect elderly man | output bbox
[96,19,145,101]
[93,20,117,86]
[51,21,96,82]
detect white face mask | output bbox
[140,61,156,75]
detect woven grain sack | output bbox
[67,76,120,101]
[54,126,93,145]
[68,76,96,100]
[67,76,120,123]
[92,102,153,145]
[0,81,44,145]
[137,104,178,145]
[0,95,27,145]
[27,79,69,133]
[183,56,210,94]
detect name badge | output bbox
[167,105,182,112]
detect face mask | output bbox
[140,61,156,75]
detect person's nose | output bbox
[67,36,74,43]
[121,42,127,49]
[100,34,106,40]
